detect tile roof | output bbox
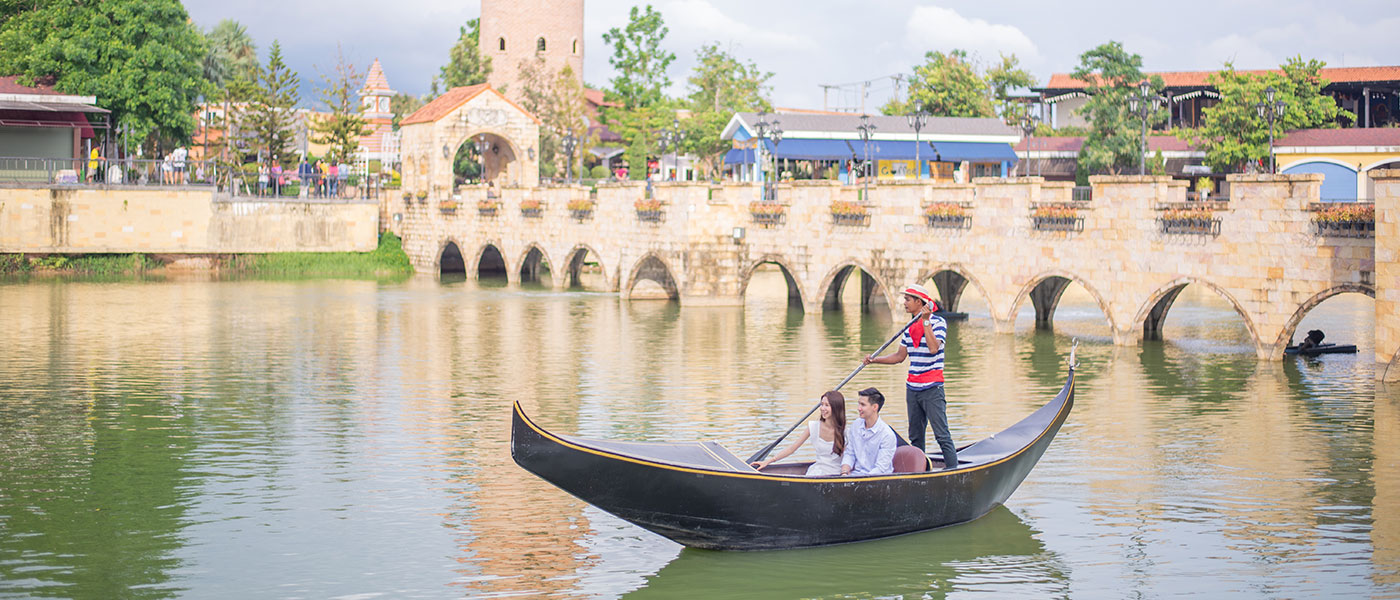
[0,75,65,96]
[400,83,541,126]
[1276,127,1400,147]
[362,59,392,93]
[584,88,618,108]
[1041,66,1400,91]
[735,111,1019,137]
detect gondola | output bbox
[1284,343,1358,356]
[934,310,969,321]
[511,366,1075,551]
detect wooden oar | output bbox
[746,312,924,464]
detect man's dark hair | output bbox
[858,387,884,410]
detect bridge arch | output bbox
[817,261,893,312]
[739,255,807,309]
[1010,271,1117,334]
[515,244,554,284]
[625,252,680,301]
[1273,283,1375,350]
[438,239,467,275]
[915,263,991,314]
[563,244,612,290]
[1133,277,1260,346]
[474,242,509,279]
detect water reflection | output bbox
[623,507,1065,600]
[0,272,1391,598]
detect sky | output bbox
[182,0,1400,111]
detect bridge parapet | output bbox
[1374,169,1400,379]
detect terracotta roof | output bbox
[1041,65,1400,91]
[584,88,618,108]
[362,59,392,93]
[0,75,66,96]
[1014,135,1201,152]
[1276,127,1400,147]
[400,83,541,126]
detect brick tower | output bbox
[359,58,396,162]
[478,0,585,100]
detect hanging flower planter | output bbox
[830,200,869,226]
[520,198,543,218]
[1157,207,1220,235]
[439,200,459,215]
[749,201,786,227]
[924,202,971,229]
[1312,203,1375,238]
[478,199,500,217]
[635,198,664,223]
[567,198,595,221]
[1030,204,1084,232]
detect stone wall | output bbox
[399,173,1381,360]
[0,186,378,253]
[1375,170,1400,380]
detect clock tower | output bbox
[359,58,397,162]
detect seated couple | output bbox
[749,387,902,476]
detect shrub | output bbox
[590,165,609,179]
[1312,203,1374,223]
[923,203,968,218]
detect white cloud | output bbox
[661,0,816,52]
[904,6,1040,64]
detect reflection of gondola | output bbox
[624,505,1060,599]
[1284,343,1358,356]
[511,368,1075,550]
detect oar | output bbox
[746,311,924,464]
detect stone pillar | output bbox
[1227,173,1324,359]
[1374,170,1400,380]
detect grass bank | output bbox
[0,233,414,277]
[230,232,413,276]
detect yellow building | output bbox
[1277,128,1400,200]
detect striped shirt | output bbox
[900,314,947,390]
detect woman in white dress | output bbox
[749,391,847,476]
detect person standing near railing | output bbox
[327,162,338,198]
[258,164,269,196]
[337,160,350,199]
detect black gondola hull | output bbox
[512,374,1074,550]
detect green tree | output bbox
[882,50,993,118]
[202,19,258,91]
[517,58,593,180]
[390,93,426,129]
[1070,41,1163,175]
[1182,57,1352,173]
[440,18,491,89]
[310,45,373,164]
[986,53,1036,123]
[602,5,675,109]
[0,0,210,148]
[240,41,300,166]
[683,43,772,179]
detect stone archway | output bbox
[1011,271,1117,335]
[439,241,466,275]
[516,244,552,284]
[917,264,991,314]
[1133,277,1260,346]
[397,84,541,199]
[453,131,524,188]
[739,256,806,310]
[563,244,611,290]
[817,262,891,313]
[476,243,508,278]
[625,253,680,301]
[1273,283,1375,350]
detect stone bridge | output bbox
[392,173,1389,366]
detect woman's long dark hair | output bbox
[821,391,847,456]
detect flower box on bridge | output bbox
[439,200,459,215]
[478,200,500,218]
[635,198,665,223]
[749,201,786,227]
[831,200,870,227]
[567,199,595,221]
[520,199,543,219]
[924,203,972,230]
[1157,207,1222,236]
[1030,204,1086,232]
[1312,203,1375,238]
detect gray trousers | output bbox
[907,384,957,469]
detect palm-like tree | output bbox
[203,19,258,90]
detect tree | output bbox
[202,19,258,92]
[1070,41,1163,175]
[683,43,773,179]
[310,45,373,164]
[882,50,993,118]
[985,53,1036,123]
[390,93,426,129]
[1183,57,1352,173]
[240,41,300,167]
[517,58,593,180]
[440,18,491,89]
[602,5,674,108]
[0,0,210,148]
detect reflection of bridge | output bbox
[393,173,1396,366]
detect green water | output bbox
[0,271,1392,599]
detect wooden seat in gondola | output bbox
[893,446,930,473]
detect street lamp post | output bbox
[1020,114,1038,177]
[560,132,578,184]
[1255,86,1287,174]
[855,114,877,201]
[656,117,685,182]
[752,111,783,201]
[905,103,927,179]
[1127,80,1161,176]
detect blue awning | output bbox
[723,140,775,165]
[927,141,1019,164]
[858,140,940,161]
[773,139,854,161]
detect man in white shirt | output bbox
[840,388,897,476]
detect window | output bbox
[537,37,546,52]
[498,37,505,51]
[572,39,578,54]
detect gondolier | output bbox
[863,284,956,470]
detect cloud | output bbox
[904,5,1040,63]
[661,0,816,52]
